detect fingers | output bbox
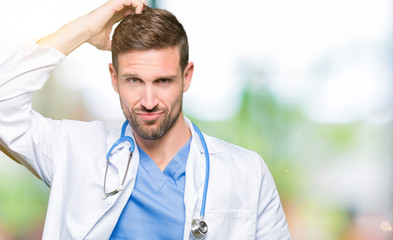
[105,40,112,51]
[111,0,146,13]
[129,0,146,14]
[135,4,144,14]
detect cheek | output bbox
[166,87,184,109]
[118,90,139,109]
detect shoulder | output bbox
[61,119,107,135]
[205,133,261,158]
[59,119,114,149]
[203,133,266,173]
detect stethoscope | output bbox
[103,120,210,239]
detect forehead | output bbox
[117,48,181,76]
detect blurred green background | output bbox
[0,0,392,239]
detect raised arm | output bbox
[37,0,146,55]
[0,0,145,183]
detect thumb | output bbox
[105,40,112,51]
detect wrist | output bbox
[37,16,91,55]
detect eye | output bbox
[126,77,143,84]
[155,78,173,85]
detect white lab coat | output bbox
[0,42,291,239]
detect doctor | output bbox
[0,0,291,239]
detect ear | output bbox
[109,63,119,93]
[182,62,194,92]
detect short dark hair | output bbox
[111,7,189,72]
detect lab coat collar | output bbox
[184,117,220,155]
[105,124,140,196]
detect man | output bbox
[0,0,291,239]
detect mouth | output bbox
[136,111,164,122]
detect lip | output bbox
[136,111,163,121]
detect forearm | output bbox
[36,16,90,56]
[36,0,145,55]
[0,42,64,139]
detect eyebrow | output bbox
[119,74,139,78]
[120,74,178,80]
[156,75,178,80]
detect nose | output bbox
[140,85,159,110]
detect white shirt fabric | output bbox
[0,41,292,240]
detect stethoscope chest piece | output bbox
[191,218,208,239]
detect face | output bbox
[109,47,194,140]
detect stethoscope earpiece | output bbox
[191,219,208,239]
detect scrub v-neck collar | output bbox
[137,137,192,191]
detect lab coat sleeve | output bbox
[0,41,66,186]
[256,155,292,239]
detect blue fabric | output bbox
[110,137,191,240]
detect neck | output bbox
[133,113,191,171]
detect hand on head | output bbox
[37,0,147,55]
[85,0,147,51]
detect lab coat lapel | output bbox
[82,125,140,239]
[183,118,220,239]
[183,134,205,238]
[105,125,138,192]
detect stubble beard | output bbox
[126,103,182,141]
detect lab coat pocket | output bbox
[204,209,254,240]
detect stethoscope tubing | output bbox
[191,123,210,219]
[105,120,135,160]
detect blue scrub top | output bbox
[110,138,192,239]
